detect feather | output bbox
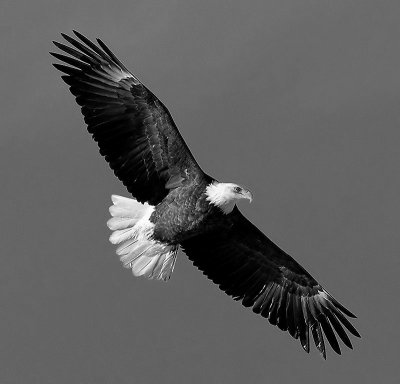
[61,33,107,64]
[286,292,297,338]
[53,63,80,76]
[106,195,177,280]
[311,322,326,359]
[73,30,111,62]
[50,52,90,70]
[328,302,361,338]
[321,305,353,349]
[259,283,278,317]
[96,37,131,73]
[277,288,288,331]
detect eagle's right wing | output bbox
[181,207,360,359]
[51,31,206,205]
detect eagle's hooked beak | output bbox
[242,189,253,203]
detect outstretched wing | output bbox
[51,31,205,205]
[181,207,360,358]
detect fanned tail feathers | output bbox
[107,195,178,281]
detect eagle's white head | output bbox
[205,182,253,214]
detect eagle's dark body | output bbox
[51,31,360,359]
[150,175,216,243]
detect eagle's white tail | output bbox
[107,195,178,281]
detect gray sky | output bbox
[1,1,399,383]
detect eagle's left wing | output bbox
[51,31,207,206]
[181,207,360,359]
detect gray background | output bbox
[1,1,399,383]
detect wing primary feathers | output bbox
[52,41,95,65]
[96,38,131,73]
[326,291,357,318]
[312,296,342,354]
[60,33,108,65]
[50,52,90,70]
[316,314,341,355]
[72,30,111,62]
[321,305,353,349]
[325,301,361,338]
[53,63,81,76]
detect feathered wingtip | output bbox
[50,30,139,84]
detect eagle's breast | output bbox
[151,180,218,244]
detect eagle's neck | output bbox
[205,182,236,214]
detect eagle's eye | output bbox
[234,186,242,193]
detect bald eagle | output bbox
[51,31,360,359]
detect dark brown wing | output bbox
[181,207,360,358]
[51,31,205,205]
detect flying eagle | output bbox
[51,31,360,359]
